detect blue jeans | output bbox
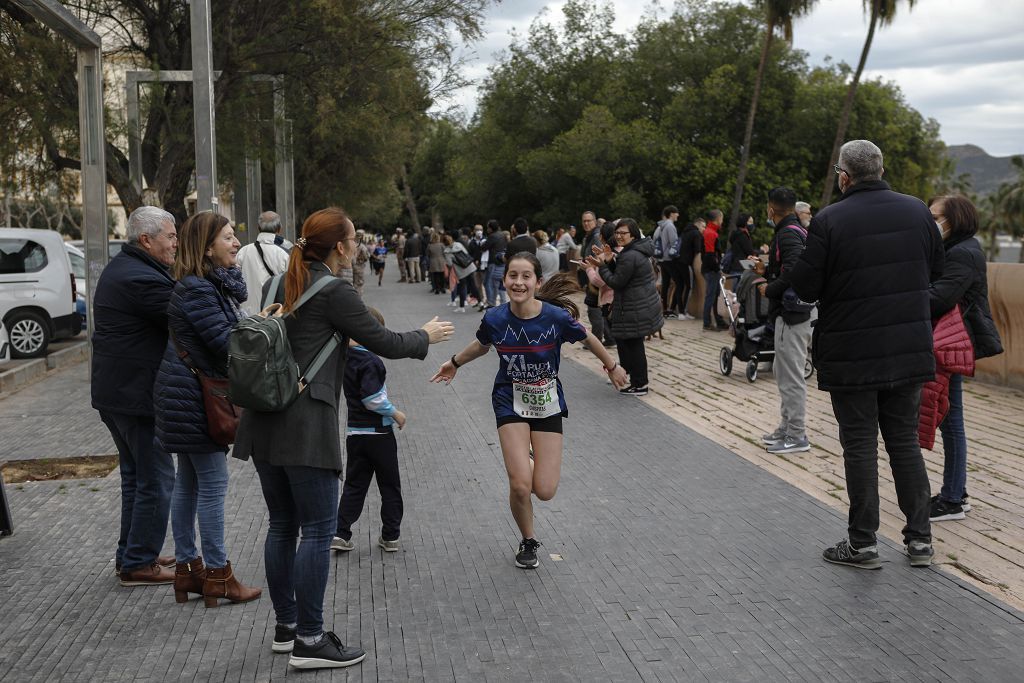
[702,271,724,326]
[939,373,968,503]
[100,412,175,571]
[254,461,339,637]
[488,265,506,306]
[171,451,229,568]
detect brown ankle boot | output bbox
[202,561,262,608]
[174,557,206,603]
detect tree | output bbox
[988,156,1024,262]
[0,0,488,225]
[818,0,917,208]
[727,0,816,233]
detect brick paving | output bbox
[1,257,1023,682]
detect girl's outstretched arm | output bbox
[431,340,491,384]
[583,331,628,389]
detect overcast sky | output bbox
[442,0,1024,157]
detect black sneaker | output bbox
[273,624,296,653]
[515,538,541,569]
[603,339,616,348]
[822,539,881,570]
[288,631,366,669]
[906,540,934,568]
[932,493,971,513]
[929,497,965,522]
[619,385,649,397]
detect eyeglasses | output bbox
[833,164,848,176]
[614,230,630,237]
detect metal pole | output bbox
[245,156,262,235]
[78,45,109,350]
[189,0,217,212]
[125,74,142,194]
[272,78,295,242]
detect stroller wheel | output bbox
[804,354,814,379]
[745,359,758,383]
[719,347,733,376]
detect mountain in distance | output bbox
[946,144,1020,197]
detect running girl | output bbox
[371,239,388,287]
[431,253,627,568]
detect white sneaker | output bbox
[456,307,465,313]
[331,537,354,552]
[681,313,695,320]
[446,300,457,307]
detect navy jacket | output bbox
[154,272,240,453]
[789,180,944,392]
[91,244,175,416]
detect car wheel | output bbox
[745,359,758,383]
[6,311,51,359]
[719,347,733,376]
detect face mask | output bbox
[475,231,483,238]
[766,219,775,228]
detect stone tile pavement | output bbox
[1,258,1022,681]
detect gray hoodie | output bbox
[656,218,678,262]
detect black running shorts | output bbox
[495,412,566,433]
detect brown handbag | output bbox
[169,331,241,446]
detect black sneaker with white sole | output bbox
[822,539,881,570]
[931,493,971,514]
[929,497,965,522]
[619,385,649,396]
[515,538,541,569]
[288,631,366,669]
[273,624,296,653]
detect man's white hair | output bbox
[838,140,884,184]
[126,206,175,243]
[795,201,811,213]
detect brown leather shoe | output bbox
[174,557,206,604]
[202,561,261,608]
[156,555,176,568]
[119,563,175,587]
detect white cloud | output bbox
[437,0,1024,156]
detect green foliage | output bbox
[429,0,947,229]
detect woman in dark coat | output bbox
[154,211,261,607]
[427,231,447,293]
[233,207,453,670]
[589,218,663,396]
[926,195,1003,522]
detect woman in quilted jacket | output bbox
[926,195,1003,522]
[154,211,261,607]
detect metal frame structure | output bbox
[11,1,109,348]
[126,72,295,243]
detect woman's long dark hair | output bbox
[505,253,580,320]
[283,207,352,312]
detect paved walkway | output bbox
[1,259,1023,681]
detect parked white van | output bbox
[0,228,82,358]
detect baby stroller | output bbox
[717,268,813,382]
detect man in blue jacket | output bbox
[789,140,944,571]
[92,206,178,586]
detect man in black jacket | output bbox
[789,139,944,571]
[507,217,538,257]
[758,187,813,455]
[92,206,178,586]
[577,211,614,347]
[403,229,422,283]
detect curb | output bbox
[0,341,88,395]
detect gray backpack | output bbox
[227,274,340,412]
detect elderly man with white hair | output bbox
[92,205,180,585]
[235,211,291,315]
[789,139,944,572]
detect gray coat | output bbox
[232,262,428,471]
[598,237,663,339]
[427,242,447,273]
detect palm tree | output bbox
[992,156,1024,262]
[818,0,917,208]
[728,0,817,233]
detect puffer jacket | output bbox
[598,237,663,339]
[918,307,976,450]
[929,233,1003,360]
[788,180,944,392]
[154,272,240,454]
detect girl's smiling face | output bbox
[503,257,540,303]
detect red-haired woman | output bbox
[234,207,453,670]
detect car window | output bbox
[68,251,86,280]
[0,239,49,274]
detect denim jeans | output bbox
[171,451,229,568]
[939,373,968,503]
[829,385,931,547]
[702,271,724,326]
[99,412,175,570]
[253,461,339,638]
[488,265,506,306]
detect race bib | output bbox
[512,378,560,419]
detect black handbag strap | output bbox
[254,241,275,277]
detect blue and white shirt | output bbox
[475,302,588,419]
[344,345,396,435]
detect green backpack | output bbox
[227,274,340,412]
